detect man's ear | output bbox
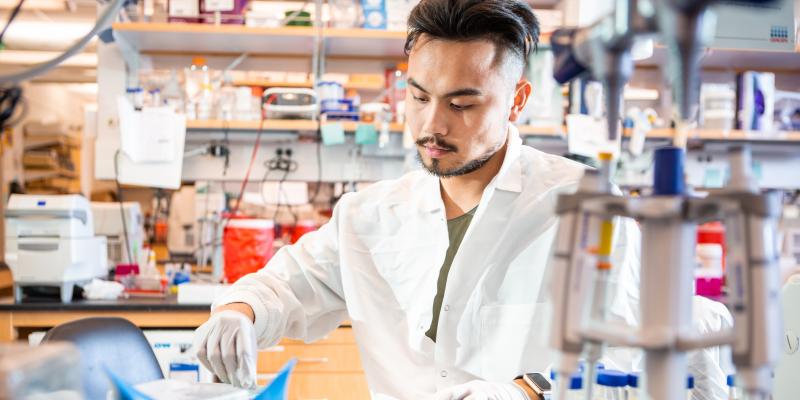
[509,80,532,123]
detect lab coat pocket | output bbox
[479,303,551,381]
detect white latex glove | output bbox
[431,380,531,400]
[193,310,258,388]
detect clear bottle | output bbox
[627,373,640,400]
[728,375,741,400]
[216,73,236,121]
[627,373,695,400]
[595,370,627,400]
[185,56,211,120]
[162,69,185,114]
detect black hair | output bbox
[404,0,540,68]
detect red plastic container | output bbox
[223,219,275,283]
[291,220,318,244]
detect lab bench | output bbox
[0,296,369,400]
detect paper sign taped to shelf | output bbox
[355,123,378,145]
[321,122,346,145]
[118,97,184,163]
[566,114,621,159]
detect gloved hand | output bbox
[193,310,258,388]
[431,380,531,400]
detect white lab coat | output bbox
[213,126,696,399]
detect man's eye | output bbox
[450,103,472,111]
[414,96,429,103]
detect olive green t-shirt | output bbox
[425,206,477,342]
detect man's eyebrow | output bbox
[407,78,483,98]
[408,78,429,94]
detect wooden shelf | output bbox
[187,119,318,131]
[323,28,407,59]
[113,22,553,60]
[233,80,384,91]
[112,22,316,57]
[646,129,800,142]
[186,119,406,133]
[517,125,564,137]
[515,126,800,143]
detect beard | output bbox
[415,135,502,178]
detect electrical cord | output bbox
[0,86,22,134]
[113,150,134,265]
[0,0,26,48]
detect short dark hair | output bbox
[404,0,540,67]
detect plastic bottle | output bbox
[162,69,185,114]
[184,56,212,120]
[126,87,144,109]
[728,375,740,400]
[595,370,627,400]
[216,73,237,121]
[627,373,640,400]
[627,373,695,400]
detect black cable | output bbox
[308,124,323,204]
[113,150,134,265]
[0,0,25,47]
[0,86,22,134]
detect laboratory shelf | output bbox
[111,22,553,60]
[186,119,407,133]
[646,128,800,143]
[0,295,210,311]
[112,22,317,57]
[638,45,800,73]
[232,79,385,91]
[322,28,408,59]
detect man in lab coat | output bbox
[193,1,728,399]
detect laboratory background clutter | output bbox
[0,0,797,399]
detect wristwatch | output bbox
[519,372,552,400]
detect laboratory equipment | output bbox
[0,342,83,399]
[167,185,226,266]
[773,274,800,399]
[92,201,145,268]
[546,2,784,400]
[711,0,796,51]
[4,194,108,303]
[262,87,319,120]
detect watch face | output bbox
[525,373,552,392]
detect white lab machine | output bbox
[548,1,784,399]
[91,201,144,268]
[773,274,800,399]
[167,185,226,267]
[4,194,108,303]
[712,0,796,52]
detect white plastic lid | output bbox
[226,219,274,230]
